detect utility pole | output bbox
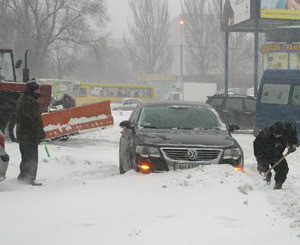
[254,0,259,97]
[179,19,185,78]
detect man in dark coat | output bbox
[52,93,76,109]
[253,121,298,190]
[16,80,45,185]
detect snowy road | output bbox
[1,111,300,245]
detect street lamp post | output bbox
[179,19,185,78]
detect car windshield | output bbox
[139,105,226,130]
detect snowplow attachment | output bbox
[42,101,113,140]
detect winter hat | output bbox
[63,93,70,99]
[271,121,285,135]
[26,80,39,91]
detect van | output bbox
[255,69,300,138]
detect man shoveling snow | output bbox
[253,121,298,190]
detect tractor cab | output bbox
[0,49,52,135]
[0,49,20,83]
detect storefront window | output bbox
[289,53,300,69]
[263,53,288,70]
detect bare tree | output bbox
[0,0,108,77]
[124,0,173,74]
[0,1,16,47]
[182,0,253,80]
[182,0,211,75]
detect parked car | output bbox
[111,98,141,111]
[0,130,9,182]
[119,101,244,174]
[206,94,256,129]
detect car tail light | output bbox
[0,134,4,148]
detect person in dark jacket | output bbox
[253,121,298,190]
[52,93,76,109]
[15,80,45,185]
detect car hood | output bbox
[135,128,237,148]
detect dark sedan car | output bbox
[206,94,256,130]
[119,101,243,174]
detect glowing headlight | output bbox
[223,148,242,160]
[136,146,160,157]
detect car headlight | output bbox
[136,146,160,157]
[223,148,242,160]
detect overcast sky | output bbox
[107,0,182,39]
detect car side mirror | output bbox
[120,120,134,131]
[15,59,22,69]
[228,123,240,133]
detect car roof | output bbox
[209,94,255,99]
[141,100,213,107]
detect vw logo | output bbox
[187,149,198,161]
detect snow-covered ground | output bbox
[1,110,300,245]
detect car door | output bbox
[223,97,245,127]
[119,108,140,171]
[242,98,256,129]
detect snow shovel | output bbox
[42,142,51,158]
[262,152,290,178]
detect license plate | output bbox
[174,163,200,170]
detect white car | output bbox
[0,131,9,182]
[111,98,141,111]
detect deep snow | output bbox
[0,110,300,245]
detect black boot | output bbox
[264,172,272,185]
[274,182,282,190]
[30,181,42,186]
[18,178,42,186]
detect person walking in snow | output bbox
[253,121,298,190]
[52,93,76,109]
[15,79,45,186]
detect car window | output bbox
[209,98,223,107]
[138,105,226,130]
[291,86,300,106]
[169,93,181,101]
[261,84,290,105]
[244,98,256,112]
[225,98,243,111]
[123,99,136,105]
[129,107,140,124]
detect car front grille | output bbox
[161,148,221,162]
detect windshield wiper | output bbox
[173,127,204,130]
[140,124,158,128]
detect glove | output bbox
[288,145,297,153]
[257,164,268,174]
[257,165,272,184]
